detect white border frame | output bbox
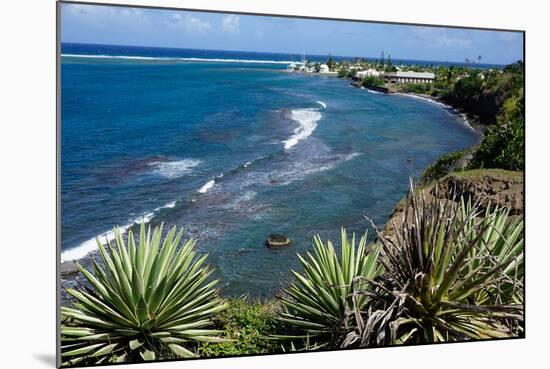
[2,1,549,368]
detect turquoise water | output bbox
[61,45,479,296]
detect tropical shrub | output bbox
[362,76,384,88]
[345,183,524,347]
[470,117,524,171]
[399,82,432,94]
[421,150,465,184]
[337,68,349,78]
[276,229,382,349]
[61,223,226,366]
[199,296,280,357]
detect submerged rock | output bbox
[60,260,79,277]
[265,234,292,249]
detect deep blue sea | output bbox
[61,43,480,296]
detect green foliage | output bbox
[313,63,321,73]
[362,76,384,88]
[504,60,524,75]
[446,74,484,105]
[470,68,524,171]
[198,296,279,357]
[432,60,525,172]
[347,183,524,347]
[470,117,524,171]
[399,82,432,94]
[276,229,382,349]
[421,150,464,184]
[61,223,226,366]
[337,68,348,78]
[326,55,336,71]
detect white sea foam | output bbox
[395,92,451,109]
[221,191,258,210]
[366,89,383,95]
[154,200,176,211]
[198,179,215,193]
[275,152,362,186]
[459,113,476,131]
[61,198,182,262]
[316,101,327,109]
[61,54,294,65]
[283,109,322,150]
[138,212,155,224]
[61,220,133,262]
[151,159,201,179]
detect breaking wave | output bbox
[283,108,323,150]
[62,54,294,65]
[150,158,201,179]
[198,179,216,193]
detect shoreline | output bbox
[284,70,340,77]
[392,92,485,136]
[348,80,485,137]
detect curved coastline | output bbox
[349,81,484,136]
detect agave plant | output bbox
[348,181,524,347]
[61,223,227,366]
[460,201,524,305]
[276,229,382,349]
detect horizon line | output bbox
[60,41,517,66]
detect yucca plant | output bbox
[348,181,524,347]
[460,201,524,305]
[61,223,227,366]
[276,229,382,349]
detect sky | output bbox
[61,4,524,65]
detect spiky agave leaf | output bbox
[355,180,523,347]
[459,199,524,305]
[276,229,382,349]
[61,223,227,366]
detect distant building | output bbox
[319,64,330,73]
[382,71,435,84]
[355,68,380,79]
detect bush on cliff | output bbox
[198,296,280,357]
[344,182,524,347]
[362,76,384,88]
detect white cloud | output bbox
[166,13,212,33]
[221,15,240,33]
[63,4,151,31]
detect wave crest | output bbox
[283,108,322,150]
[62,54,294,65]
[198,179,216,193]
[151,158,201,179]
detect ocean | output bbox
[60,43,480,297]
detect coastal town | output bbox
[286,52,505,97]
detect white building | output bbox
[287,62,297,71]
[382,71,435,84]
[355,68,380,79]
[319,64,330,73]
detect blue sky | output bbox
[61,4,523,65]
